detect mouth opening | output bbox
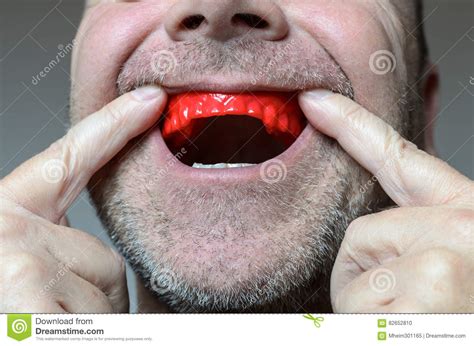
[161,92,306,168]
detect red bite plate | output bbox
[162,92,305,147]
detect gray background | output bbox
[1,0,473,310]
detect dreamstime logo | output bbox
[31,40,76,86]
[151,50,177,75]
[369,50,397,75]
[11,319,28,334]
[41,159,68,184]
[369,268,396,293]
[7,314,32,341]
[260,159,287,184]
[150,268,178,293]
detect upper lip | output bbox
[116,38,354,98]
[162,81,303,96]
[120,71,350,96]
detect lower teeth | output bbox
[192,163,256,169]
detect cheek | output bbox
[288,1,400,118]
[71,3,170,118]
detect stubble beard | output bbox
[76,36,421,312]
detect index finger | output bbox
[299,90,472,207]
[1,86,167,221]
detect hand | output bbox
[299,90,474,313]
[0,86,166,313]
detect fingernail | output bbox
[131,85,163,101]
[303,89,334,101]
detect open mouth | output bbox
[161,92,306,168]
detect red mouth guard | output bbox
[161,92,305,147]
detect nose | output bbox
[165,0,289,41]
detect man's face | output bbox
[71,0,423,312]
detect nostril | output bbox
[166,2,288,42]
[180,14,206,30]
[231,13,269,29]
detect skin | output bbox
[299,90,474,312]
[0,87,166,312]
[0,0,472,312]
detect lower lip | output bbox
[150,122,315,183]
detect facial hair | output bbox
[83,36,417,312]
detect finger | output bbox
[333,249,468,313]
[299,90,473,207]
[332,261,400,313]
[1,281,66,313]
[363,297,426,313]
[11,298,66,314]
[0,252,65,313]
[330,207,472,298]
[57,272,116,313]
[42,223,128,304]
[1,86,167,221]
[1,205,128,308]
